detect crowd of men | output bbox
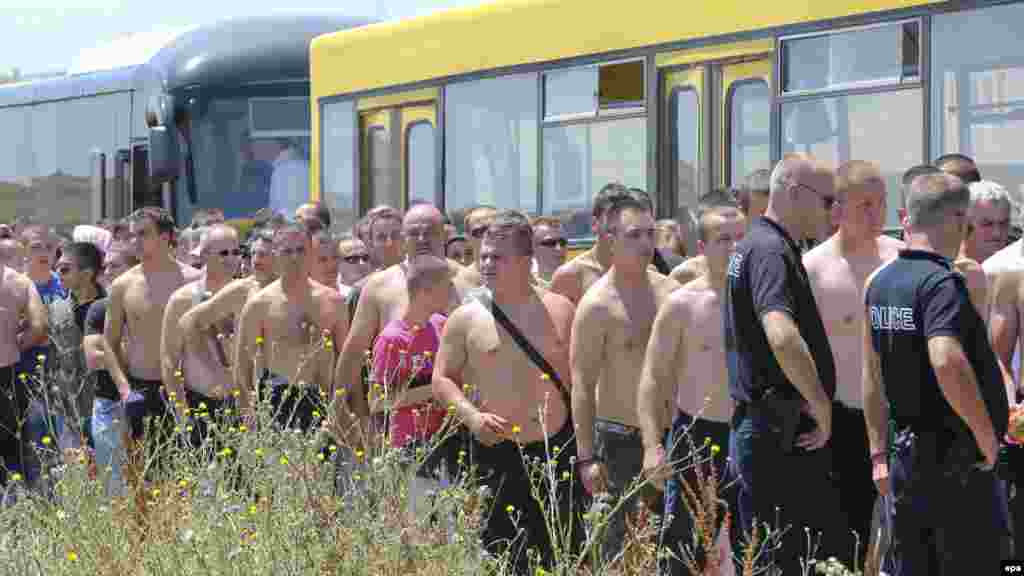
[0,150,1018,575]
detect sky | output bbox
[1,0,484,75]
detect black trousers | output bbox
[473,418,583,575]
[831,402,875,563]
[258,371,324,432]
[0,365,29,486]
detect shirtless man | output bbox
[670,170,770,286]
[549,182,633,305]
[0,238,18,269]
[161,225,243,447]
[803,160,903,556]
[432,210,579,571]
[177,229,277,356]
[310,230,340,290]
[336,234,372,299]
[335,204,476,431]
[367,207,403,271]
[459,205,497,283]
[0,262,47,486]
[104,208,201,460]
[571,195,680,556]
[235,223,348,432]
[530,216,568,288]
[638,189,743,576]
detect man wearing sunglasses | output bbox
[803,161,904,562]
[530,216,567,288]
[336,234,372,299]
[723,154,845,572]
[176,230,278,401]
[161,225,245,448]
[235,222,348,433]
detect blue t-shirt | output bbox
[16,272,67,377]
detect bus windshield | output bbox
[181,90,311,224]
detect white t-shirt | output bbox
[268,147,310,217]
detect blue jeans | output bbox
[24,398,63,487]
[730,409,845,573]
[92,398,126,497]
[593,419,645,561]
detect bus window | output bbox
[932,3,1024,220]
[368,125,399,211]
[322,99,357,231]
[782,89,921,226]
[727,80,770,186]
[782,21,919,93]
[543,116,646,238]
[406,121,435,206]
[672,87,699,216]
[444,73,538,215]
[545,66,598,119]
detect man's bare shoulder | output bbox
[248,280,282,306]
[954,256,985,280]
[663,284,702,320]
[877,235,905,254]
[181,263,203,281]
[364,265,402,290]
[802,236,838,269]
[452,262,481,290]
[669,255,706,284]
[168,279,201,304]
[984,240,1023,276]
[575,274,612,313]
[650,269,681,297]
[110,266,143,295]
[445,298,485,332]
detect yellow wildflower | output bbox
[511,424,521,435]
[561,471,571,481]
[178,479,189,489]
[710,444,721,455]
[232,389,241,398]
[67,551,78,562]
[151,488,161,498]
[10,473,22,483]
[239,425,248,433]
[540,373,550,381]
[279,456,289,465]
[248,504,258,516]
[41,436,52,446]
[255,336,264,346]
[254,448,264,457]
[317,453,325,461]
[505,505,515,515]
[18,373,27,382]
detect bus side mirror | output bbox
[148,125,179,184]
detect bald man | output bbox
[162,225,244,448]
[335,203,476,437]
[724,154,845,572]
[803,160,903,556]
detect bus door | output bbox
[358,93,438,214]
[659,42,772,247]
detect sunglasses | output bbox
[342,254,370,264]
[214,248,243,257]
[538,237,568,249]
[277,246,306,257]
[469,225,488,239]
[56,264,76,275]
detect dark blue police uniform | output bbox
[723,217,847,571]
[866,249,1008,575]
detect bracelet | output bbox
[575,456,604,468]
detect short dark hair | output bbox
[369,208,402,238]
[605,196,653,235]
[131,207,176,241]
[693,189,740,242]
[64,242,103,283]
[737,169,770,215]
[273,221,313,243]
[485,210,534,256]
[901,164,943,207]
[934,153,981,184]
[405,255,450,295]
[592,182,632,220]
[906,173,970,228]
[311,202,331,229]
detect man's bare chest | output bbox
[687,299,723,354]
[124,281,178,326]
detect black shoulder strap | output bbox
[488,299,571,411]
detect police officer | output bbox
[863,172,1007,574]
[724,153,846,572]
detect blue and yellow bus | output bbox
[309,0,1024,249]
[0,14,371,232]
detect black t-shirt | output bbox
[865,249,1009,438]
[723,217,836,403]
[85,297,118,401]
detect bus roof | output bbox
[148,14,374,92]
[311,0,940,100]
[0,14,373,108]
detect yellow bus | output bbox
[309,0,1024,249]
